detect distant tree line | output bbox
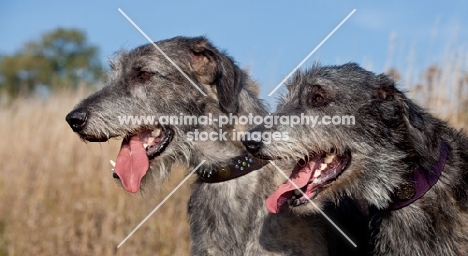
[0,28,103,97]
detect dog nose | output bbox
[242,136,263,155]
[65,109,88,131]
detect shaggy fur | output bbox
[65,37,366,255]
[244,63,468,255]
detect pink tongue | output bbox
[266,158,319,214]
[114,135,149,193]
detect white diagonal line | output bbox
[268,9,356,97]
[118,8,207,96]
[117,160,206,248]
[269,160,357,247]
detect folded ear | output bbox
[373,74,427,130]
[372,74,404,128]
[372,73,439,165]
[188,38,244,113]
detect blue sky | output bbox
[1,1,467,107]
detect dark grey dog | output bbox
[65,37,368,255]
[243,63,468,255]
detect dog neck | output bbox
[389,141,449,210]
[198,154,268,183]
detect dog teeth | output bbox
[147,137,155,144]
[320,163,328,170]
[293,199,302,206]
[324,154,335,164]
[152,129,161,137]
[314,169,322,177]
[143,143,148,148]
[294,189,301,196]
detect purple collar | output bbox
[389,141,449,210]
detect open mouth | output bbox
[110,127,173,193]
[266,150,351,213]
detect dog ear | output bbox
[372,74,404,128]
[189,38,243,113]
[373,74,428,130]
[401,96,442,167]
[373,74,439,165]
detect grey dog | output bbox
[65,37,367,255]
[243,63,468,255]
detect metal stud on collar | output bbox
[199,155,267,183]
[395,182,416,200]
[218,165,231,179]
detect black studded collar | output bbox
[199,154,268,183]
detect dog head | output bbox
[65,36,260,193]
[243,63,442,214]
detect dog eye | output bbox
[137,71,153,81]
[308,93,328,107]
[315,95,324,104]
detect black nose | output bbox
[65,109,88,131]
[242,136,263,155]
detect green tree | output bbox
[0,28,103,97]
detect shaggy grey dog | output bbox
[65,37,367,255]
[243,63,468,255]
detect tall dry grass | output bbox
[385,28,468,129]
[388,61,468,129]
[0,90,192,256]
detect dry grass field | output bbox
[0,63,466,255]
[0,89,193,256]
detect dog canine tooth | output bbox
[152,129,161,137]
[147,137,155,144]
[314,169,322,178]
[324,154,335,164]
[320,163,328,170]
[110,160,116,167]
